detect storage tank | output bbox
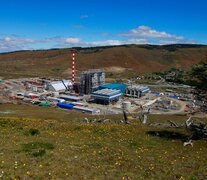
[122,101,131,110]
[57,102,74,110]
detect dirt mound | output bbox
[104,66,127,73]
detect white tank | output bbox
[122,101,131,110]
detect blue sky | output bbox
[0,0,207,52]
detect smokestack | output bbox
[72,49,75,83]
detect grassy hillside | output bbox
[0,104,207,179]
[0,44,207,79]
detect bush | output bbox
[32,149,46,157]
[28,128,40,136]
[21,142,55,157]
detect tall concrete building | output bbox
[80,69,105,95]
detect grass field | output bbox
[0,104,207,179]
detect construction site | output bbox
[0,50,201,117]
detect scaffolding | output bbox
[80,69,105,95]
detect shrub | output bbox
[21,142,54,157]
[32,149,46,157]
[28,128,40,136]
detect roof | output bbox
[99,83,127,94]
[126,85,150,93]
[59,94,83,101]
[81,69,104,75]
[47,97,65,102]
[51,82,65,91]
[100,83,126,89]
[39,101,52,106]
[62,80,73,86]
[49,80,72,91]
[92,88,121,97]
[91,89,122,100]
[73,106,100,114]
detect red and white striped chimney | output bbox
[72,49,75,83]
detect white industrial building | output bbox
[46,80,73,92]
[125,85,150,98]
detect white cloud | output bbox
[0,36,35,52]
[120,25,183,39]
[0,36,83,52]
[65,37,81,44]
[159,39,196,45]
[4,37,12,42]
[1,36,34,45]
[127,38,149,44]
[84,39,149,47]
[119,25,196,45]
[86,40,123,46]
[0,28,196,53]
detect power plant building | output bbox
[125,85,150,98]
[91,88,122,105]
[80,69,105,95]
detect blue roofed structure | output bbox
[91,88,122,105]
[99,83,127,94]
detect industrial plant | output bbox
[0,50,199,116]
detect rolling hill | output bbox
[0,44,207,79]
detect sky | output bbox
[0,0,207,52]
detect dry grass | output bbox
[0,45,207,79]
[0,104,207,179]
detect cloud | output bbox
[0,36,35,52]
[119,25,196,45]
[0,35,148,52]
[0,35,83,52]
[159,39,196,45]
[80,15,89,19]
[65,37,81,44]
[0,27,196,53]
[120,25,183,39]
[84,38,149,47]
[126,38,149,44]
[54,38,123,47]
[0,36,34,45]
[86,40,123,46]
